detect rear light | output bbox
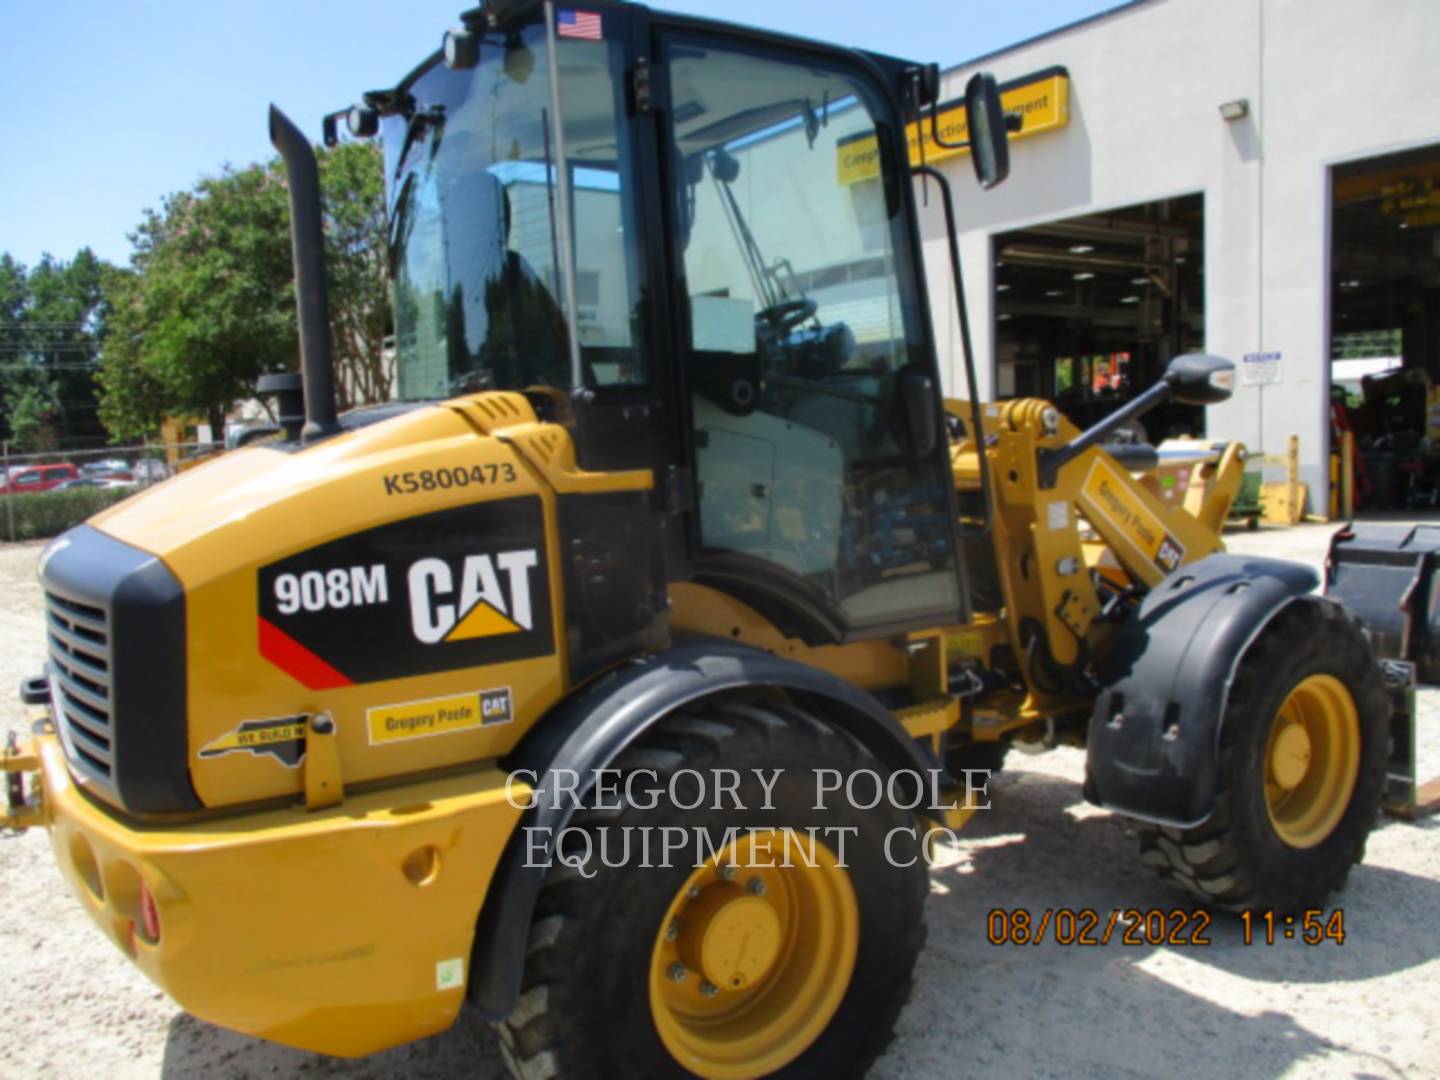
[138,878,161,943]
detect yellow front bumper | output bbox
[23,729,524,1057]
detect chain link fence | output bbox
[0,441,224,543]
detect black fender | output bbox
[469,636,934,1019]
[1085,553,1319,827]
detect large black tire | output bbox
[1137,597,1389,913]
[496,698,929,1079]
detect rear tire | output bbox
[496,698,929,1079]
[1136,598,1389,913]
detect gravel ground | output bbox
[2,523,1438,1080]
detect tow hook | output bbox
[2,731,43,831]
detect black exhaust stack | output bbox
[268,105,340,442]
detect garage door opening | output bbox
[993,193,1205,443]
[1330,144,1440,514]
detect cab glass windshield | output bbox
[383,17,646,400]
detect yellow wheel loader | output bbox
[5,1,1392,1076]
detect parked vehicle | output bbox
[0,463,78,493]
[131,458,171,484]
[79,460,134,482]
[53,477,135,491]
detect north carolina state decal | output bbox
[198,716,308,767]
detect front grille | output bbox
[38,525,197,814]
[45,591,114,783]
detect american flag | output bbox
[557,9,603,40]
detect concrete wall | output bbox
[926,0,1440,509]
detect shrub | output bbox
[4,487,136,542]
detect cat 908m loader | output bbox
[4,1,1391,1076]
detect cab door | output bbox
[656,28,966,642]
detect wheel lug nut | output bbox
[719,864,737,881]
[667,963,688,982]
[687,886,702,900]
[665,920,680,941]
[699,980,719,997]
[747,878,767,896]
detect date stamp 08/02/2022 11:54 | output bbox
[985,907,1347,947]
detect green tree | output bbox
[0,249,109,449]
[0,255,33,445]
[26,248,107,440]
[128,163,297,435]
[6,379,64,452]
[322,141,392,407]
[96,140,392,439]
[0,254,26,356]
[94,265,169,441]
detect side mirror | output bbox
[965,72,1010,190]
[1164,353,1236,405]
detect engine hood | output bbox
[94,402,490,589]
[58,392,576,812]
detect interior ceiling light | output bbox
[1045,289,1065,297]
[1073,272,1095,281]
[1068,244,1094,254]
[996,283,1011,292]
[997,313,1012,321]
[1120,295,1141,304]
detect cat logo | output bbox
[408,549,540,645]
[257,501,552,687]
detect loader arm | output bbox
[943,394,1245,715]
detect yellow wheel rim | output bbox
[649,828,859,1079]
[1262,674,1361,848]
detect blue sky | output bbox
[1,0,1122,269]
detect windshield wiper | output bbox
[392,104,447,182]
[386,104,448,276]
[386,172,418,277]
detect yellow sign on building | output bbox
[838,67,1070,186]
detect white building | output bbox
[922,0,1440,512]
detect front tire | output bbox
[497,698,929,1079]
[1137,597,1389,912]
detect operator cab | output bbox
[348,0,997,649]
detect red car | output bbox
[0,463,79,493]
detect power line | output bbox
[0,325,99,332]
